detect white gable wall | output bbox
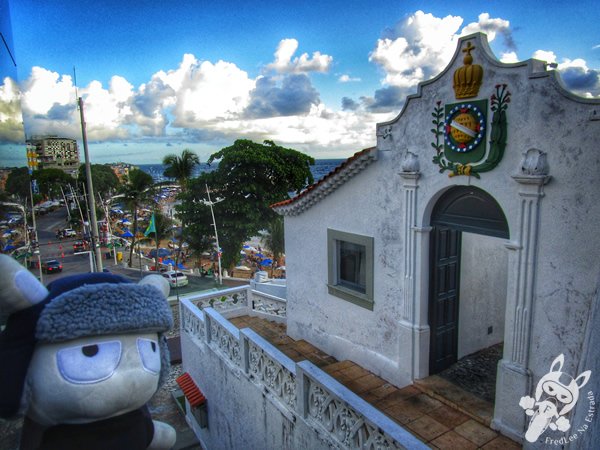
[285,149,411,386]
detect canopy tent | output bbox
[120,230,134,238]
[149,248,172,258]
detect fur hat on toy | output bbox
[0,255,173,418]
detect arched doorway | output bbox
[429,186,509,374]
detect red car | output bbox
[73,241,88,252]
[42,260,63,274]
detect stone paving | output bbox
[230,315,521,450]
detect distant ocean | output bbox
[138,159,345,184]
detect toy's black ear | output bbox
[0,254,48,317]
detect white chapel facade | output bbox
[273,32,600,442]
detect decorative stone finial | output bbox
[520,148,549,176]
[453,42,483,99]
[401,151,420,173]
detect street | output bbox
[30,206,231,295]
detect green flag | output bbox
[144,213,157,237]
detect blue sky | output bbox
[1,0,599,165]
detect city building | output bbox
[180,32,600,448]
[26,136,80,177]
[109,162,135,182]
[0,168,11,190]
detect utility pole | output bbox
[29,182,43,282]
[59,185,71,222]
[78,96,103,272]
[205,183,223,285]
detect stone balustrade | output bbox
[180,298,427,449]
[180,285,287,322]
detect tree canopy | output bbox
[77,164,119,198]
[118,168,156,267]
[35,168,76,198]
[163,149,200,263]
[5,167,76,200]
[162,149,200,188]
[180,139,314,268]
[5,167,30,199]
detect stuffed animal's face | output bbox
[26,332,162,426]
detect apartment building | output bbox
[26,136,80,177]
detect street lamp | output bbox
[197,183,224,285]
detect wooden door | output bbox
[429,226,461,374]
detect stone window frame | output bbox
[327,228,374,310]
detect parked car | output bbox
[63,228,77,237]
[161,271,188,288]
[73,241,88,252]
[41,260,63,274]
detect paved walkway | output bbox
[229,316,521,450]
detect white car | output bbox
[63,228,77,237]
[161,271,189,288]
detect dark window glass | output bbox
[338,241,366,293]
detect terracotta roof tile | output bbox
[176,372,206,407]
[271,147,377,216]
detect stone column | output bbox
[398,152,429,381]
[493,149,550,441]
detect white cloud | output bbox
[338,74,361,83]
[532,50,557,64]
[268,38,332,73]
[369,11,463,88]
[21,67,76,116]
[369,11,516,91]
[555,58,599,97]
[500,51,519,63]
[0,77,26,143]
[460,13,514,49]
[171,58,255,125]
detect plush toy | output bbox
[0,254,176,450]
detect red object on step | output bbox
[176,372,206,407]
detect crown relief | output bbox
[453,42,483,99]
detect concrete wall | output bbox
[285,154,409,386]
[458,233,507,359]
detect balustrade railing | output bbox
[180,299,427,450]
[181,285,286,321]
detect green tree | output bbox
[35,168,76,198]
[181,139,314,270]
[5,167,31,199]
[162,149,200,264]
[119,168,155,267]
[143,210,173,270]
[263,216,285,265]
[77,164,119,198]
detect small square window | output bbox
[327,229,374,310]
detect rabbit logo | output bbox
[519,354,591,443]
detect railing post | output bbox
[295,362,308,418]
[204,311,212,344]
[241,332,250,374]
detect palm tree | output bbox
[163,149,200,264]
[119,169,155,267]
[144,211,173,270]
[263,216,285,267]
